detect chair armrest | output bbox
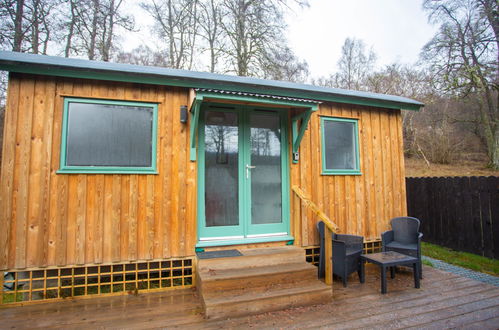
[336,234,363,251]
[332,239,346,259]
[381,230,394,251]
[417,232,423,257]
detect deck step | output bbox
[198,262,318,293]
[197,246,305,271]
[196,246,332,320]
[202,281,332,320]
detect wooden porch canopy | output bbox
[188,88,321,162]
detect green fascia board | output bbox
[0,52,423,111]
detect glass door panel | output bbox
[200,110,243,239]
[249,112,282,224]
[246,110,288,236]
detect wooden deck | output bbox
[1,266,498,329]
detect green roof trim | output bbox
[0,51,424,111]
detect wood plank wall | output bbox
[290,102,407,247]
[0,73,407,270]
[0,73,196,270]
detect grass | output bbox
[2,292,24,304]
[404,155,498,178]
[422,242,499,276]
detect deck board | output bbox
[1,266,498,329]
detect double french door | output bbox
[198,104,290,242]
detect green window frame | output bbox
[58,97,158,174]
[321,116,361,175]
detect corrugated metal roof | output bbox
[195,88,321,104]
[0,51,423,110]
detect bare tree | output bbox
[141,0,199,70]
[12,0,24,51]
[0,0,59,53]
[311,37,377,90]
[219,0,287,76]
[197,0,224,72]
[62,0,134,61]
[115,45,169,67]
[0,0,26,51]
[260,45,309,83]
[364,64,436,99]
[334,37,377,90]
[422,0,498,169]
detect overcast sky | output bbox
[286,0,438,77]
[123,0,438,78]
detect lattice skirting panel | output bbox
[1,257,194,306]
[363,240,383,254]
[305,239,383,266]
[305,247,321,265]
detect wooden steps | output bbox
[197,246,332,320]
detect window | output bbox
[321,117,361,175]
[58,98,158,174]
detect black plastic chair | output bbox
[382,217,423,279]
[317,221,364,287]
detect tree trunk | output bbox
[13,0,25,52]
[209,0,217,73]
[65,0,77,57]
[491,127,499,169]
[102,0,115,61]
[88,0,100,60]
[31,0,40,54]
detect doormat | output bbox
[196,249,243,259]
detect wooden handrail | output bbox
[292,185,339,288]
[292,186,340,232]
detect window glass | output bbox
[204,111,239,227]
[322,118,360,174]
[60,99,157,173]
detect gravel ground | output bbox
[422,255,499,287]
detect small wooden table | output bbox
[360,251,420,294]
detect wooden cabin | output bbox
[0,51,423,313]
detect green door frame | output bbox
[196,102,292,247]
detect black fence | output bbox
[406,176,499,259]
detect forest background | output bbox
[0,0,497,175]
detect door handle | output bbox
[246,164,256,179]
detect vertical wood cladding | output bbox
[0,73,406,269]
[289,102,407,247]
[0,73,196,269]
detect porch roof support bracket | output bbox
[189,96,203,161]
[292,106,316,164]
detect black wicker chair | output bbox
[317,221,364,287]
[382,216,423,279]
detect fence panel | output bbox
[406,176,499,259]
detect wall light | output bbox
[180,105,188,123]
